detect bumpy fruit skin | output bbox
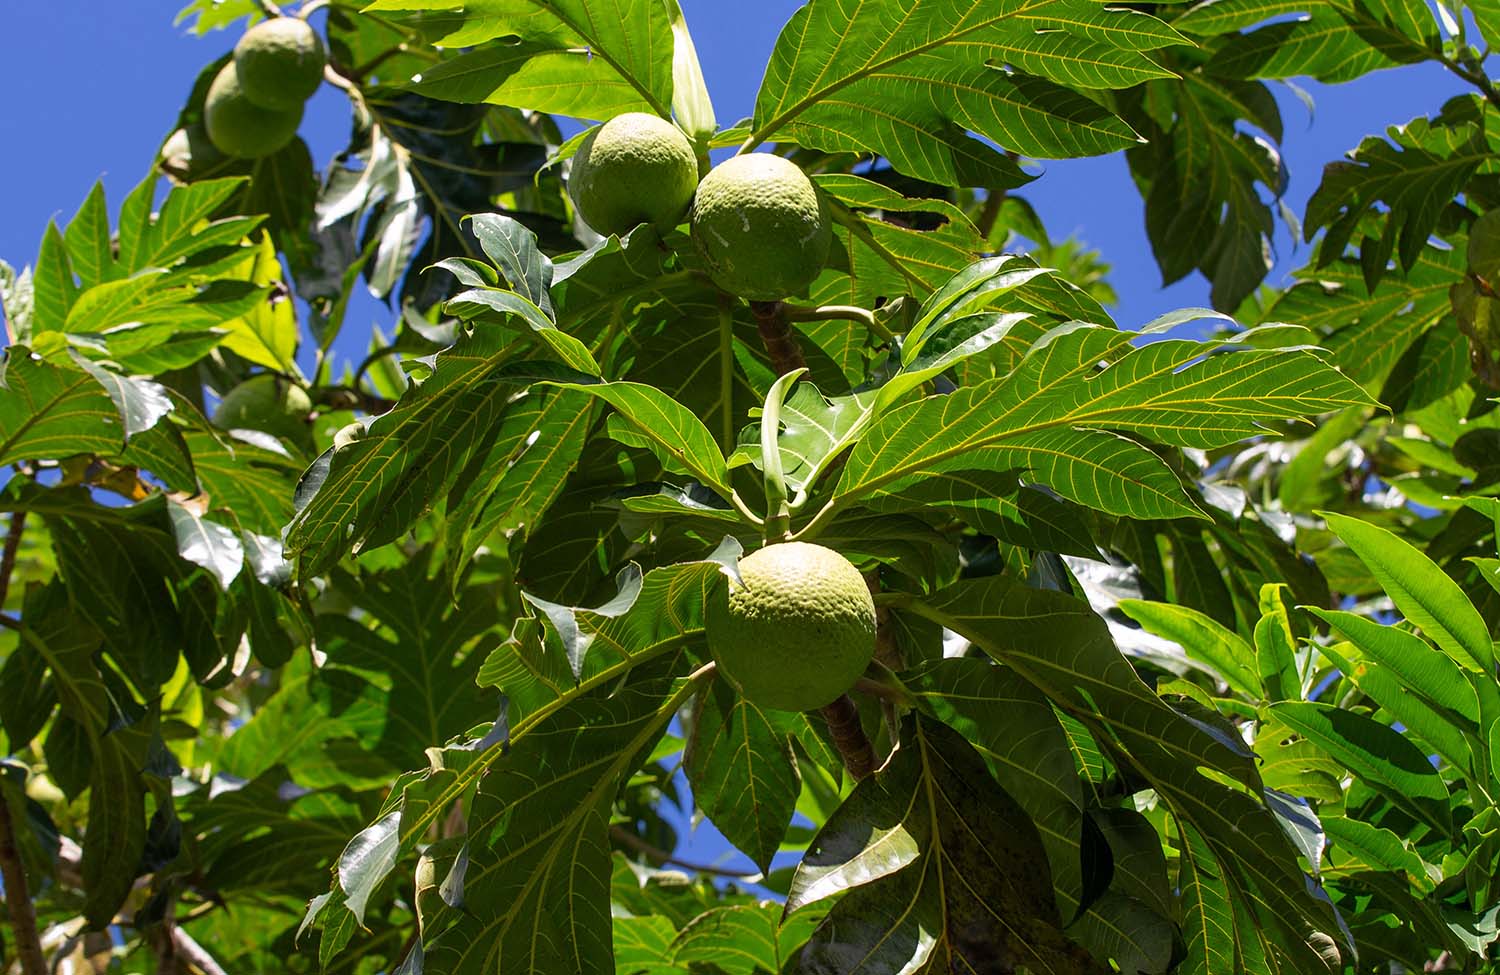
[213,374,313,443]
[234,17,327,110]
[690,154,831,300]
[204,64,303,159]
[569,113,699,237]
[706,542,876,712]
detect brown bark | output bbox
[749,301,807,376]
[818,694,877,780]
[0,792,47,975]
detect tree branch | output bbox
[0,790,47,975]
[974,189,1006,241]
[608,825,763,879]
[172,927,229,975]
[0,512,39,975]
[819,694,877,780]
[746,306,879,778]
[348,42,429,83]
[749,301,807,376]
[0,511,26,612]
[1440,56,1500,113]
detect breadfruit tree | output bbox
[1,0,1499,973]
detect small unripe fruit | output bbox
[204,63,303,159]
[569,113,699,237]
[234,17,327,110]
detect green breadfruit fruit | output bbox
[706,542,876,712]
[204,63,303,159]
[233,17,327,110]
[213,374,313,443]
[569,113,699,237]
[690,153,831,300]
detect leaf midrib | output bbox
[519,0,670,117]
[747,0,1051,150]
[393,631,698,850]
[807,335,1184,524]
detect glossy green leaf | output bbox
[906,576,1345,964]
[1270,701,1452,835]
[672,903,824,974]
[549,379,734,499]
[0,348,125,466]
[119,175,261,274]
[418,659,698,973]
[373,0,676,120]
[445,288,599,375]
[285,329,545,573]
[1122,73,1282,310]
[1322,816,1436,894]
[1205,2,1420,82]
[467,213,555,316]
[15,583,149,928]
[1271,240,1461,397]
[182,427,301,537]
[811,176,996,305]
[787,715,1104,974]
[220,234,299,373]
[1253,584,1301,702]
[866,469,1101,558]
[64,182,115,290]
[69,353,173,441]
[443,387,595,590]
[31,223,78,331]
[825,326,1371,524]
[750,0,1176,184]
[1176,823,1239,975]
[1308,608,1478,722]
[1117,599,1262,698]
[217,659,391,791]
[685,681,799,874]
[318,555,501,771]
[1070,891,1177,975]
[1305,99,1492,289]
[908,657,1086,918]
[166,501,244,590]
[315,558,726,954]
[1323,512,1494,671]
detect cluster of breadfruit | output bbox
[203,17,327,158]
[569,117,874,709]
[569,113,834,301]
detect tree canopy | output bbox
[2,0,1500,973]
